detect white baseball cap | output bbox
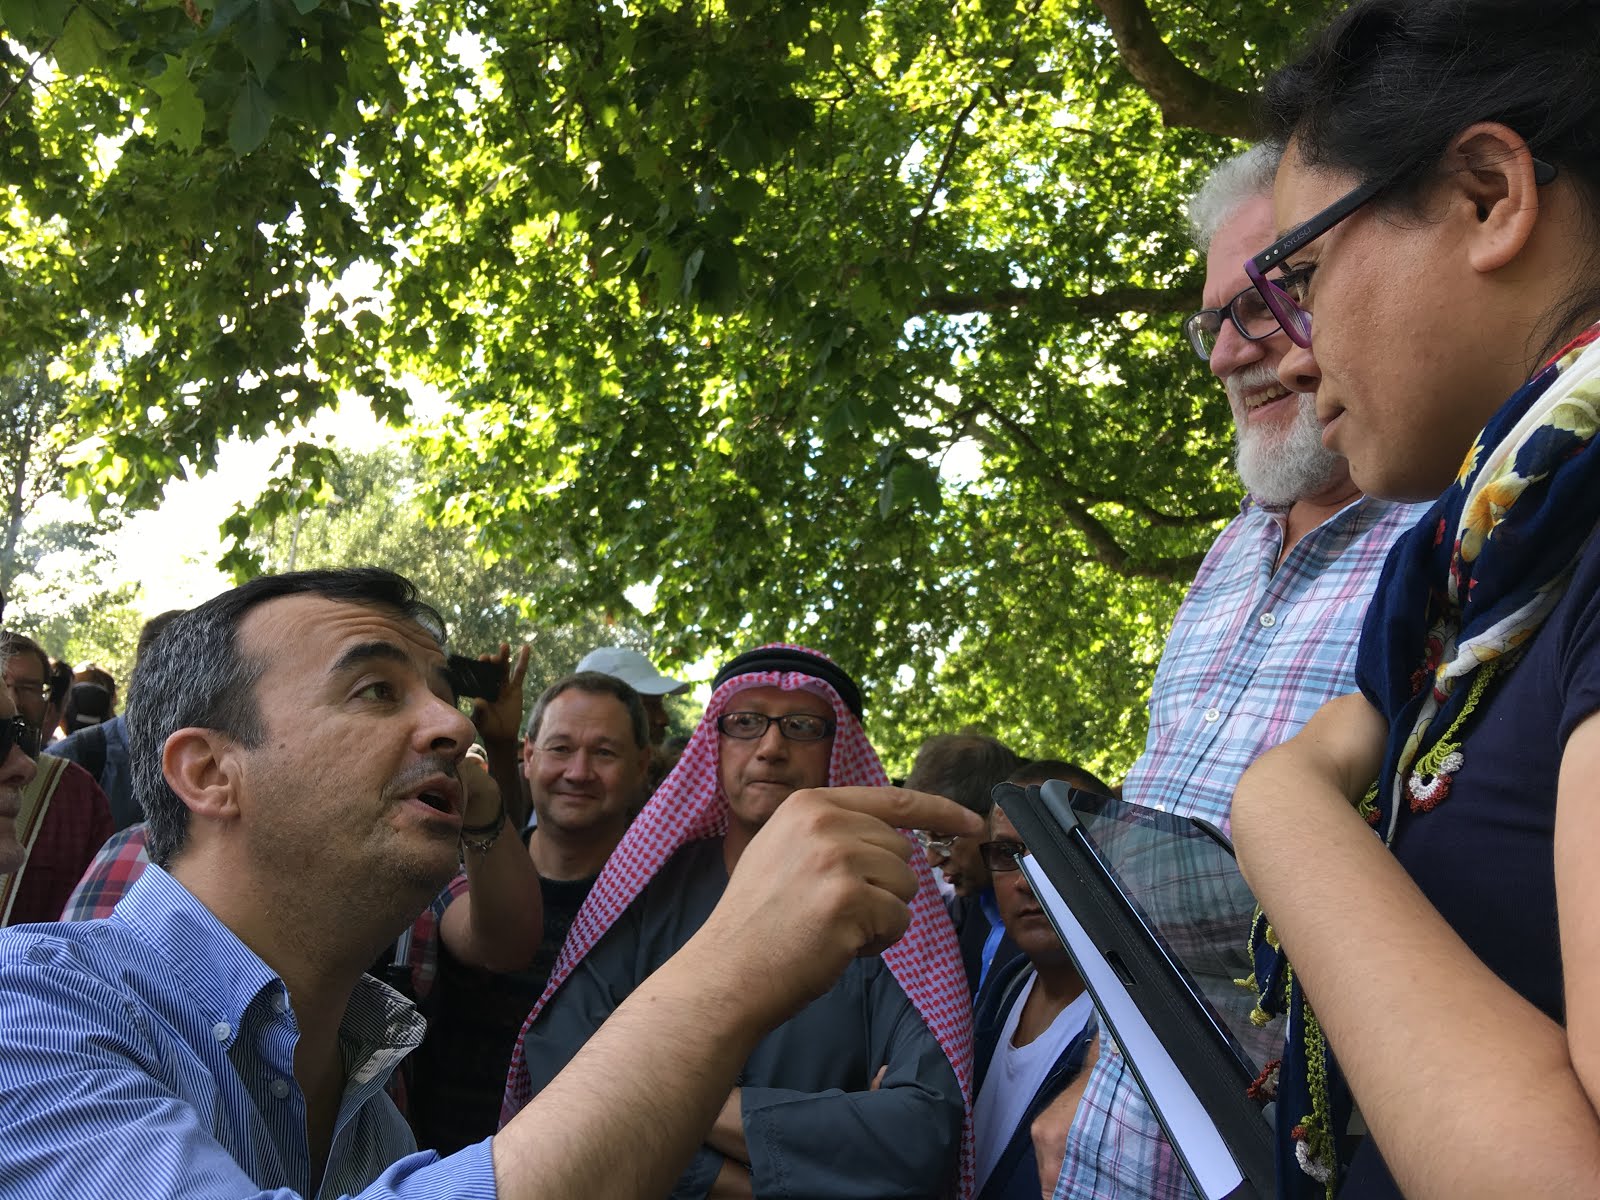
[575,647,689,696]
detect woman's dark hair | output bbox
[1263,0,1600,349]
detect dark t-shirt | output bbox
[1340,531,1600,1195]
[408,870,599,1154]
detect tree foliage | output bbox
[0,0,1342,777]
[244,443,654,706]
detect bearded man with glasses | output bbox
[1043,150,1436,1200]
[507,644,972,1200]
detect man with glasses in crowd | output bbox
[508,644,970,1200]
[904,732,1023,995]
[969,760,1102,1200]
[1044,148,1433,1200]
[0,632,111,925]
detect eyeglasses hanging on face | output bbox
[1245,156,1560,349]
[716,711,837,742]
[913,829,957,861]
[1182,284,1284,361]
[977,839,1027,873]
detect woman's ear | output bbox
[161,727,244,825]
[1446,122,1543,274]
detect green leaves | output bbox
[2,0,1326,774]
[228,74,273,153]
[151,56,206,150]
[52,5,121,75]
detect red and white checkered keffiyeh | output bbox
[501,644,975,1195]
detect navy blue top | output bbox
[1339,529,1600,1195]
[971,954,1096,1200]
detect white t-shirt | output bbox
[971,971,1095,1193]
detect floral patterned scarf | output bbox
[1250,325,1600,1197]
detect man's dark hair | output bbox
[1009,758,1112,796]
[0,632,50,682]
[1263,0,1600,359]
[129,568,447,868]
[524,671,649,749]
[136,609,187,665]
[904,733,1020,816]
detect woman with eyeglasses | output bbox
[1224,2,1600,1198]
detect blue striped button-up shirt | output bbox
[0,866,497,1200]
[1052,494,1430,1200]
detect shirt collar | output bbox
[111,866,288,1042]
[112,866,428,1063]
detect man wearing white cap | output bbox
[575,646,688,747]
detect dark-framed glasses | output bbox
[716,711,837,742]
[1182,284,1282,361]
[1246,157,1559,349]
[913,830,957,860]
[978,839,1026,873]
[0,716,35,760]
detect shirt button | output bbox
[1259,613,1277,628]
[1203,707,1221,722]
[269,1078,291,1101]
[212,1021,231,1042]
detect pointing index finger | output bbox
[805,786,984,837]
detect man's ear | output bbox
[520,736,535,781]
[161,728,244,825]
[1445,122,1543,274]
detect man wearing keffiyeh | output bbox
[505,644,973,1199]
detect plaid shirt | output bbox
[1053,494,1429,1200]
[60,820,147,923]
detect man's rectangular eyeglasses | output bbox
[913,830,956,859]
[1246,157,1559,349]
[978,839,1026,873]
[716,711,836,742]
[1182,284,1282,361]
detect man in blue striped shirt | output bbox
[0,567,980,1200]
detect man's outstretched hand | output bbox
[694,786,982,1032]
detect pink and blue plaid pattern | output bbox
[1052,495,1428,1200]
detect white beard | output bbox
[1227,365,1345,508]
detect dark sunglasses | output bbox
[1246,157,1559,349]
[978,839,1026,873]
[0,716,35,760]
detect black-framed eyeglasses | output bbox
[978,839,1026,873]
[716,711,837,742]
[0,716,35,761]
[1182,284,1282,361]
[1246,157,1559,349]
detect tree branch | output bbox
[1091,0,1256,139]
[975,399,1206,583]
[916,283,1199,319]
[909,87,985,260]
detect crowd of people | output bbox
[0,1,1595,1197]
